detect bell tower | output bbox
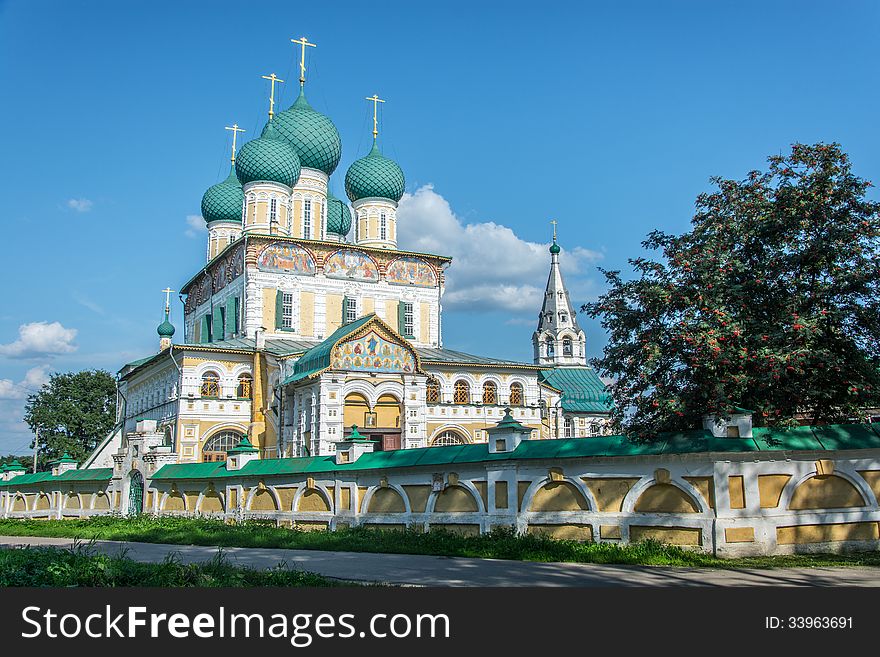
[533,223,586,366]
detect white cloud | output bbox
[0,366,50,400]
[396,185,603,314]
[0,322,78,359]
[66,198,93,213]
[185,214,207,238]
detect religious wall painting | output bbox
[323,249,379,282]
[257,242,316,276]
[385,256,436,287]
[331,331,415,373]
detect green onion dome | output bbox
[326,190,352,236]
[201,165,244,224]
[235,121,301,187]
[344,142,405,203]
[157,318,175,338]
[549,239,561,255]
[268,90,342,176]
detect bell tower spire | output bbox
[533,222,586,366]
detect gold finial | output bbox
[261,73,285,120]
[224,124,245,163]
[550,219,558,241]
[291,36,316,88]
[161,287,175,316]
[365,94,385,141]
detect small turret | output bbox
[157,288,176,352]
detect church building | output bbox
[85,38,612,470]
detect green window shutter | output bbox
[397,301,405,335]
[342,295,349,324]
[200,315,210,344]
[213,309,224,342]
[275,290,284,329]
[226,298,236,336]
[233,296,241,334]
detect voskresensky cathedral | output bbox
[85,39,612,469]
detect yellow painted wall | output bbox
[630,526,702,546]
[434,486,478,513]
[633,484,700,513]
[728,475,746,509]
[420,302,430,342]
[527,524,593,541]
[295,520,329,531]
[403,485,431,513]
[528,482,589,512]
[184,491,200,510]
[583,478,639,512]
[777,522,878,545]
[64,494,81,509]
[789,475,865,510]
[298,489,331,513]
[683,477,715,509]
[93,493,110,510]
[35,494,51,511]
[201,492,224,514]
[473,481,488,510]
[163,493,185,512]
[344,393,370,428]
[758,474,792,508]
[262,287,276,330]
[600,525,621,539]
[326,294,343,334]
[494,481,509,509]
[251,489,278,511]
[340,487,351,512]
[858,470,880,500]
[357,486,368,511]
[367,488,406,513]
[276,487,297,511]
[363,298,375,315]
[375,394,401,428]
[517,481,531,510]
[292,199,302,236]
[300,291,315,335]
[12,496,27,512]
[725,527,755,543]
[385,300,398,327]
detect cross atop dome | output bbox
[291,36,317,89]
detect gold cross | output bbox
[365,94,385,140]
[161,287,175,314]
[261,73,285,119]
[550,219,558,241]
[224,123,245,162]
[291,36,316,87]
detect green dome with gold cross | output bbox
[235,121,301,187]
[345,142,405,203]
[201,165,244,224]
[268,90,342,176]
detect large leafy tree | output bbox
[585,143,880,438]
[23,369,117,464]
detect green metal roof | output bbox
[147,422,880,483]
[0,467,113,489]
[282,315,377,385]
[235,122,301,187]
[538,367,613,413]
[269,90,342,175]
[345,142,405,203]
[201,165,244,224]
[415,346,539,368]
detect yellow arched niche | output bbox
[163,492,186,512]
[250,488,278,511]
[35,494,51,511]
[64,494,81,509]
[789,475,865,510]
[434,486,479,513]
[297,489,331,513]
[12,495,27,512]
[527,481,589,512]
[367,488,406,513]
[93,493,111,510]
[633,483,700,513]
[343,393,370,429]
[200,491,224,514]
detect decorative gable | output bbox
[331,325,416,374]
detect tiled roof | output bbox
[538,366,613,413]
[415,346,538,368]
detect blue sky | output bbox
[0,0,878,453]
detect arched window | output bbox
[432,431,467,447]
[200,371,220,398]
[202,430,243,462]
[426,378,440,403]
[509,382,524,406]
[563,417,574,437]
[482,381,497,404]
[562,338,573,356]
[453,380,470,404]
[237,374,253,399]
[589,423,600,437]
[546,338,555,357]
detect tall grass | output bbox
[0,516,878,568]
[0,542,338,587]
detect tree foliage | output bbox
[23,370,117,464]
[585,143,880,437]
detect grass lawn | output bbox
[0,543,338,587]
[1,516,879,568]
